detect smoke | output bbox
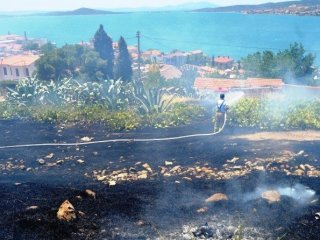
[241,183,317,206]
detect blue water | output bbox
[1,12,320,63]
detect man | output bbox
[214,93,228,132]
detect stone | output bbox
[182,177,192,181]
[197,207,208,213]
[78,211,85,216]
[81,136,93,142]
[45,153,54,159]
[170,165,181,173]
[165,161,173,166]
[294,169,305,176]
[227,157,239,163]
[26,206,39,210]
[57,200,76,221]
[77,159,85,164]
[97,175,107,181]
[109,180,116,186]
[261,190,280,203]
[36,159,45,165]
[142,163,153,173]
[205,193,228,203]
[307,170,320,177]
[85,189,96,199]
[138,172,148,179]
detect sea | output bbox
[1,12,320,64]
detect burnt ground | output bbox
[0,119,319,240]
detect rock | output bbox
[97,175,107,181]
[197,207,208,213]
[57,200,76,221]
[315,212,320,220]
[78,211,85,216]
[45,153,54,159]
[255,166,265,171]
[77,159,85,164]
[135,220,145,226]
[170,165,181,173]
[26,167,32,172]
[205,193,228,203]
[81,136,93,142]
[261,190,280,203]
[294,169,305,176]
[299,164,306,171]
[307,170,320,177]
[36,159,45,165]
[295,150,304,156]
[227,157,239,163]
[165,161,173,166]
[138,172,148,179]
[142,163,153,173]
[75,195,82,200]
[26,206,39,210]
[182,233,193,240]
[182,177,192,181]
[109,180,117,186]
[85,189,96,199]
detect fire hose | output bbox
[0,113,227,150]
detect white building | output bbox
[0,54,39,81]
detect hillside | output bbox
[194,0,320,15]
[43,8,124,16]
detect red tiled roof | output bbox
[1,54,39,67]
[194,78,284,91]
[214,56,234,64]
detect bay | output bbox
[1,12,320,63]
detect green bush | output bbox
[229,97,320,130]
[147,103,205,128]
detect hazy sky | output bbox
[2,0,288,12]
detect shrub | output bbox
[229,97,320,130]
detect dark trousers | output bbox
[214,112,225,132]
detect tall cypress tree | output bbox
[114,36,133,82]
[93,24,114,79]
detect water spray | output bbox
[0,113,228,150]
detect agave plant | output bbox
[6,76,43,105]
[131,78,178,115]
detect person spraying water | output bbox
[0,93,240,150]
[214,93,229,132]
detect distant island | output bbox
[41,8,126,16]
[193,0,320,16]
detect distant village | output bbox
[242,4,320,16]
[0,33,285,96]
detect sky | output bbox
[0,0,288,12]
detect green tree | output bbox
[35,44,107,81]
[241,43,315,84]
[114,36,132,82]
[79,51,107,81]
[93,24,114,79]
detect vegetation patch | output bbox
[229,97,320,130]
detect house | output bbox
[159,64,182,80]
[163,51,188,66]
[142,49,163,63]
[194,77,284,95]
[214,56,234,69]
[0,54,40,81]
